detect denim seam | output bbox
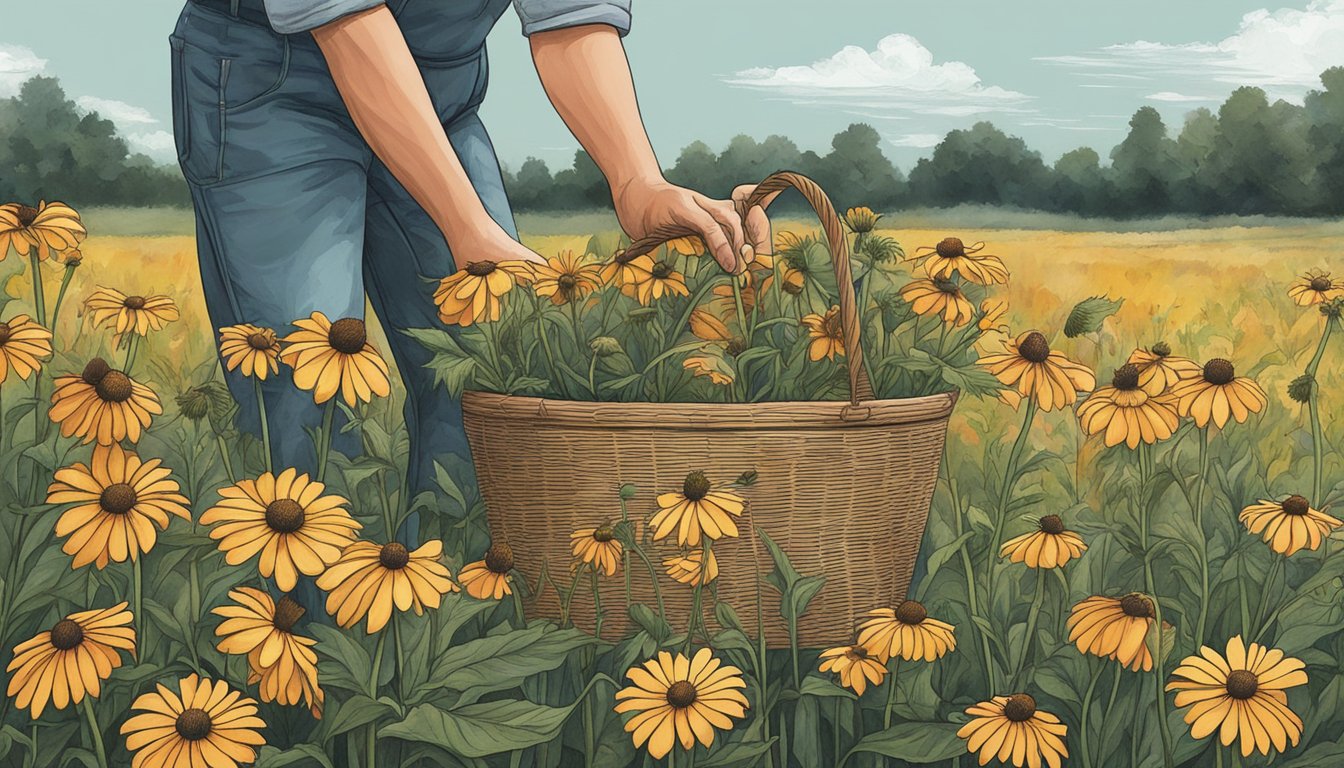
[193,184,247,323]
[188,155,370,191]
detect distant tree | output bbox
[1109,107,1179,215]
[1305,67,1344,214]
[1200,87,1318,215]
[907,122,1051,208]
[505,157,555,211]
[1049,147,1110,216]
[809,124,905,210]
[1170,109,1220,212]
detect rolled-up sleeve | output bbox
[262,0,385,34]
[513,0,631,36]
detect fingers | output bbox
[682,206,740,274]
[732,184,772,256]
[698,197,750,274]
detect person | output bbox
[170,0,771,540]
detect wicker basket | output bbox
[462,172,956,648]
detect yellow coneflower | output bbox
[957,694,1068,768]
[0,314,52,383]
[613,648,749,759]
[458,542,515,600]
[899,278,975,327]
[218,324,282,380]
[5,603,135,717]
[663,548,718,587]
[280,313,391,406]
[909,237,1009,285]
[978,331,1095,412]
[1167,635,1307,758]
[667,236,705,256]
[844,206,882,234]
[212,588,322,718]
[801,306,845,362]
[48,358,162,445]
[649,471,745,547]
[978,299,1009,333]
[1168,358,1268,429]
[1288,270,1344,306]
[1127,342,1201,397]
[120,674,266,768]
[1000,514,1087,569]
[1066,593,1156,671]
[433,260,535,326]
[571,525,623,576]
[532,250,603,306]
[198,468,361,591]
[599,250,655,301]
[47,443,192,569]
[0,201,85,260]
[857,601,956,663]
[84,287,180,338]
[1239,495,1343,556]
[637,260,690,305]
[1077,363,1180,448]
[818,645,886,696]
[762,264,805,298]
[317,539,459,632]
[683,349,736,387]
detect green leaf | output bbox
[697,738,778,768]
[311,695,400,744]
[411,624,599,706]
[1063,295,1124,338]
[404,327,478,397]
[757,527,827,622]
[254,743,336,768]
[846,722,965,763]
[310,624,374,697]
[798,675,857,700]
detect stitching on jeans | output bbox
[188,155,370,191]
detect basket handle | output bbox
[623,171,874,405]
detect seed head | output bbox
[327,318,368,355]
[100,483,138,514]
[1202,359,1235,385]
[1017,332,1051,363]
[380,542,410,570]
[1111,363,1141,391]
[1281,495,1310,516]
[81,357,112,385]
[264,498,306,533]
[1003,694,1037,722]
[1225,670,1258,700]
[272,596,306,632]
[50,619,84,651]
[1038,515,1065,535]
[666,680,698,708]
[175,708,213,741]
[1120,593,1154,618]
[894,600,927,625]
[1288,374,1314,404]
[484,543,514,574]
[935,237,966,258]
[682,471,711,501]
[95,371,134,403]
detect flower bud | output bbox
[1288,374,1314,404]
[619,483,638,500]
[589,336,622,357]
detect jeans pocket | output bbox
[169,36,192,172]
[171,37,226,185]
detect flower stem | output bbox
[123,334,141,376]
[316,399,336,483]
[590,568,604,640]
[1139,442,1175,768]
[214,433,236,484]
[1079,659,1103,768]
[254,378,273,475]
[1011,567,1047,685]
[1306,319,1335,506]
[1193,427,1211,647]
[80,697,109,768]
[987,398,1039,598]
[132,556,144,642]
[27,249,46,327]
[392,612,406,701]
[366,629,387,768]
[882,658,902,729]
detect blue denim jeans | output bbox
[170,2,517,542]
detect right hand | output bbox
[452,225,547,268]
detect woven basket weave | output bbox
[463,172,955,648]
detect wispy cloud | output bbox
[0,44,45,97]
[1145,91,1220,103]
[75,94,175,162]
[1038,0,1344,100]
[888,134,943,148]
[77,96,158,125]
[726,34,1032,118]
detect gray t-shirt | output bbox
[261,0,631,36]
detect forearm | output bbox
[529,25,663,195]
[313,7,494,247]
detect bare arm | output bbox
[312,7,538,263]
[529,25,770,272]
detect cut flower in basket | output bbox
[649,470,745,547]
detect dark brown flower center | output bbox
[726,337,749,357]
[50,619,84,650]
[485,543,514,574]
[1226,670,1258,700]
[1120,593,1154,618]
[123,295,146,310]
[327,318,367,355]
[1311,276,1332,292]
[247,332,273,350]
[682,471,711,501]
[94,371,134,403]
[380,542,410,570]
[466,261,497,276]
[264,498,306,534]
[666,680,698,708]
[15,205,39,228]
[0,323,10,345]
[1151,341,1172,358]
[1203,358,1235,385]
[175,708,213,741]
[1003,693,1036,722]
[935,237,965,258]
[82,357,112,385]
[1112,363,1141,391]
[593,526,616,543]
[1018,332,1051,363]
[651,261,675,280]
[1282,495,1310,516]
[100,483,138,514]
[894,600,927,625]
[823,312,843,338]
[933,278,960,294]
[273,596,306,632]
[1039,515,1065,535]
[845,646,871,661]
[557,274,578,291]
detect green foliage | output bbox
[1064,296,1125,338]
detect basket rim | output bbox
[461,389,957,430]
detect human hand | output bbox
[451,223,546,268]
[614,179,771,274]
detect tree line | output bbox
[4,69,1344,217]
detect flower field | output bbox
[0,199,1342,768]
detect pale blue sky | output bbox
[4,0,1343,174]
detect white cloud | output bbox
[726,34,1031,117]
[76,96,158,125]
[126,130,177,162]
[0,44,46,97]
[1039,0,1344,99]
[888,134,942,148]
[1146,91,1220,102]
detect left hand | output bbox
[613,179,772,274]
